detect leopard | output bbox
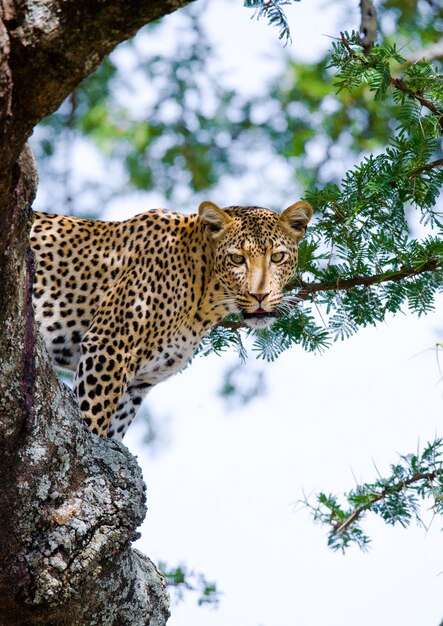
[30,200,313,441]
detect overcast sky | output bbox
[126,300,443,626]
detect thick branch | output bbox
[0,143,170,624]
[358,0,377,55]
[6,0,193,130]
[0,337,170,625]
[0,0,193,199]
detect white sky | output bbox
[32,0,443,624]
[126,303,443,626]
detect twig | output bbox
[391,76,442,122]
[339,32,443,132]
[335,471,438,534]
[404,39,443,65]
[409,157,443,178]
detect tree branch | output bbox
[390,76,443,124]
[0,0,193,204]
[340,32,443,132]
[358,0,377,55]
[408,157,443,179]
[334,471,438,535]
[294,257,440,300]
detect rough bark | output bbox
[0,0,192,624]
[0,336,169,625]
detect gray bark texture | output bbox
[0,1,192,624]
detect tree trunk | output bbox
[0,1,192,623]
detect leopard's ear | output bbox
[279,201,313,238]
[198,201,232,235]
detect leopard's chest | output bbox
[136,324,205,385]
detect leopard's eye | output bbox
[271,251,286,264]
[228,253,246,266]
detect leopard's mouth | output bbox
[241,308,276,328]
[242,310,275,320]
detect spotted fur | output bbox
[30,201,313,440]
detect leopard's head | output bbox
[198,200,313,328]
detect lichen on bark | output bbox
[0,337,171,625]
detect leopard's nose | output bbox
[250,292,270,304]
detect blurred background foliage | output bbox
[32,0,442,212]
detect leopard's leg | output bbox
[107,380,153,441]
[73,334,134,437]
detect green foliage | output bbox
[159,562,222,606]
[253,307,330,359]
[243,0,300,45]
[247,27,443,357]
[303,439,443,552]
[33,7,251,210]
[260,29,443,357]
[198,323,248,361]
